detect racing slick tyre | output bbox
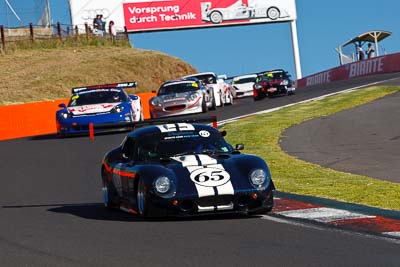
[210,11,223,24]
[102,169,119,210]
[137,177,149,218]
[202,99,208,113]
[267,7,280,20]
[210,92,217,110]
[139,101,144,121]
[226,93,234,105]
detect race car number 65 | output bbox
[190,167,230,187]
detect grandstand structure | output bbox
[336,30,392,65]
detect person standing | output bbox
[357,45,364,61]
[366,43,375,59]
[109,21,117,38]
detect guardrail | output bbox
[297,52,400,88]
[0,92,155,141]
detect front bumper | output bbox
[150,101,203,119]
[145,188,274,217]
[57,112,133,135]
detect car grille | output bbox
[165,105,186,111]
[197,195,233,207]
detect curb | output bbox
[272,191,400,240]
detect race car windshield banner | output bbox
[69,0,297,33]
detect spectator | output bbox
[366,43,375,59]
[93,14,104,36]
[100,14,106,31]
[93,14,101,30]
[109,20,117,37]
[357,45,364,61]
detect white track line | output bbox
[276,207,375,223]
[219,77,400,126]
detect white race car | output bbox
[149,78,216,119]
[201,0,289,24]
[183,72,233,107]
[230,74,257,98]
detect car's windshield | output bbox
[158,82,200,95]
[187,74,216,84]
[134,129,233,161]
[263,72,284,80]
[68,89,127,107]
[233,77,256,84]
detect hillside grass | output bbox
[0,46,197,105]
[223,86,400,211]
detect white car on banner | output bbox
[201,0,290,24]
[183,72,233,107]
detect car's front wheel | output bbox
[137,177,148,218]
[267,7,280,20]
[201,99,208,113]
[210,11,223,24]
[102,169,118,209]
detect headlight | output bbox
[188,93,199,101]
[249,169,268,189]
[254,84,263,90]
[150,97,162,107]
[154,176,170,193]
[280,79,289,86]
[59,112,71,119]
[111,104,125,113]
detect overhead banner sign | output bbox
[69,0,297,33]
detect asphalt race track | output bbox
[281,90,400,183]
[1,73,400,266]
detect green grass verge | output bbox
[222,86,400,211]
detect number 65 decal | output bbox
[190,167,230,187]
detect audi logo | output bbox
[80,9,111,20]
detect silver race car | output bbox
[183,72,233,107]
[149,78,216,119]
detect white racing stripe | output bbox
[171,155,199,167]
[382,232,400,238]
[172,154,235,210]
[216,181,234,195]
[277,207,375,223]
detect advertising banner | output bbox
[297,53,400,88]
[69,0,297,33]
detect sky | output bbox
[1,0,399,79]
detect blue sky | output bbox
[1,0,399,79]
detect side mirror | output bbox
[58,103,66,108]
[220,130,227,137]
[235,144,244,150]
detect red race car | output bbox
[253,69,296,100]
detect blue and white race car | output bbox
[56,82,143,135]
[101,122,275,218]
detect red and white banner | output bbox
[69,0,297,33]
[297,53,400,88]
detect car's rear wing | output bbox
[71,81,138,94]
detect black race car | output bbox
[101,123,275,218]
[253,69,296,100]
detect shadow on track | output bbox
[49,204,257,222]
[3,202,259,222]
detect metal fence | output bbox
[0,22,130,52]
